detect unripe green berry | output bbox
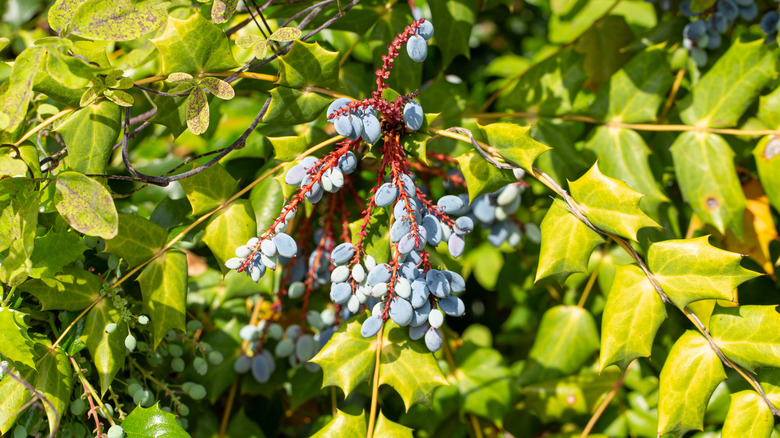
[165,330,177,341]
[133,388,149,405]
[124,334,137,351]
[107,425,125,438]
[186,320,203,332]
[171,357,185,372]
[108,254,120,270]
[70,398,87,415]
[188,383,207,400]
[98,403,114,418]
[181,381,195,393]
[13,425,26,438]
[193,357,208,375]
[208,351,223,365]
[105,323,117,334]
[126,383,143,397]
[179,404,190,416]
[168,344,183,357]
[137,315,149,325]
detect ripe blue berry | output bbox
[407,34,428,63]
[361,315,384,337]
[417,20,434,40]
[403,101,424,131]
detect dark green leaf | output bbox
[277,41,339,89]
[349,207,390,264]
[429,0,476,68]
[178,162,238,216]
[54,171,119,239]
[57,100,121,175]
[249,174,284,234]
[150,13,238,75]
[573,15,633,91]
[202,200,256,273]
[81,297,127,394]
[35,346,71,435]
[454,345,514,425]
[104,213,167,268]
[522,372,620,422]
[19,267,100,311]
[122,404,190,438]
[401,113,438,164]
[137,250,188,349]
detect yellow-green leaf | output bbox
[80,297,127,394]
[479,123,551,173]
[454,149,516,202]
[104,213,167,268]
[19,267,101,311]
[35,346,72,435]
[710,305,780,372]
[721,390,773,438]
[521,372,620,422]
[0,47,46,143]
[150,13,238,76]
[310,314,375,398]
[70,0,167,41]
[264,87,331,125]
[753,136,780,213]
[374,410,413,438]
[54,171,119,239]
[0,307,37,370]
[137,250,188,349]
[186,86,209,135]
[202,200,256,273]
[211,0,238,24]
[57,100,121,175]
[178,163,238,216]
[277,41,339,89]
[200,77,234,100]
[268,27,302,42]
[0,365,37,434]
[310,410,367,437]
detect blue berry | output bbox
[442,270,465,294]
[426,270,450,298]
[361,114,382,144]
[417,20,434,40]
[438,295,465,317]
[361,315,384,337]
[411,303,431,327]
[403,101,424,131]
[330,282,352,304]
[761,11,779,34]
[334,116,353,138]
[284,164,307,185]
[448,233,465,258]
[330,242,355,265]
[410,279,429,308]
[437,195,464,214]
[425,328,443,352]
[407,35,428,63]
[338,151,358,174]
[454,216,474,235]
[375,182,399,207]
[251,354,271,383]
[409,322,428,340]
[389,297,414,326]
[272,233,297,258]
[367,264,392,286]
[422,215,442,246]
[327,98,351,119]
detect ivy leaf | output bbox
[311,409,367,437]
[211,0,238,24]
[269,27,302,42]
[0,365,36,434]
[519,305,599,385]
[569,162,660,241]
[721,390,773,438]
[0,47,46,143]
[479,123,551,173]
[710,305,780,372]
[19,267,101,311]
[454,149,516,202]
[56,100,121,175]
[647,236,761,309]
[599,264,667,371]
[236,34,263,49]
[150,13,238,76]
[374,410,413,437]
[137,250,188,349]
[671,131,746,236]
[70,0,167,41]
[310,314,375,398]
[264,87,331,125]
[536,199,605,284]
[429,0,476,68]
[54,171,118,239]
[453,344,514,425]
[0,307,37,370]
[349,207,391,264]
[521,372,620,422]
[753,136,780,213]
[657,330,726,438]
[35,346,72,435]
[80,297,127,394]
[277,41,340,89]
[122,404,190,438]
[202,200,257,273]
[200,77,235,100]
[28,226,86,279]
[178,163,238,216]
[104,214,167,268]
[186,86,210,135]
[679,37,777,128]
[573,15,633,91]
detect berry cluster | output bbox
[760,3,780,43]
[679,0,758,66]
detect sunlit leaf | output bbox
[70,0,167,41]
[19,267,100,311]
[479,122,551,173]
[0,365,37,434]
[710,305,780,372]
[0,307,37,370]
[721,390,773,438]
[122,404,190,437]
[202,200,256,273]
[54,172,118,239]
[454,149,516,201]
[0,47,45,143]
[137,250,188,349]
[150,13,238,75]
[211,0,238,24]
[178,162,238,216]
[186,86,210,135]
[277,41,340,89]
[311,409,367,437]
[56,100,121,175]
[269,27,302,42]
[374,410,413,437]
[104,214,168,268]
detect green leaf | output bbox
[54,171,119,239]
[104,89,134,107]
[104,214,167,268]
[536,199,605,284]
[548,1,615,44]
[311,409,367,437]
[599,264,667,371]
[0,307,37,370]
[574,15,633,91]
[349,207,391,264]
[235,34,262,49]
[37,38,109,90]
[757,84,780,130]
[0,178,39,286]
[429,0,476,68]
[263,86,331,125]
[0,365,36,434]
[178,163,238,216]
[186,86,210,135]
[0,147,30,178]
[269,27,302,42]
[277,41,339,89]
[454,344,514,425]
[150,13,238,75]
[48,0,85,33]
[657,330,726,438]
[56,100,121,175]
[479,123,551,173]
[70,0,167,41]
[200,77,234,100]
[122,404,190,438]
[374,410,413,438]
[225,409,267,437]
[81,297,127,394]
[250,174,284,234]
[679,37,777,128]
[709,305,780,372]
[252,40,269,60]
[137,250,188,349]
[521,372,620,422]
[670,131,747,236]
[268,135,309,161]
[211,0,238,24]
[519,305,600,385]
[35,346,72,435]
[647,236,761,309]
[569,162,659,241]
[690,0,716,12]
[753,136,780,212]
[402,112,438,164]
[721,390,773,438]
[454,149,516,202]
[202,200,256,272]
[583,127,668,215]
[0,47,46,143]
[19,267,101,311]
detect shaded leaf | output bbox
[429,0,476,68]
[80,297,127,394]
[178,162,238,216]
[277,41,339,89]
[453,344,514,425]
[0,365,36,434]
[573,15,633,91]
[19,267,101,311]
[122,404,190,437]
[57,100,121,175]
[150,13,238,75]
[522,372,620,422]
[311,409,367,437]
[0,307,37,370]
[710,305,780,372]
[250,174,284,234]
[479,122,551,173]
[186,86,210,135]
[349,207,390,264]
[104,214,167,268]
[137,250,188,349]
[0,178,38,286]
[236,34,262,49]
[54,171,118,239]
[70,0,167,41]
[263,87,331,125]
[454,149,516,202]
[202,200,256,272]
[753,136,780,213]
[35,346,71,435]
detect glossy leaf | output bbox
[721,390,773,438]
[536,199,605,284]
[19,267,100,311]
[600,265,667,371]
[263,87,331,125]
[454,149,516,201]
[522,372,620,422]
[753,136,780,212]
[277,41,339,89]
[721,179,778,275]
[54,171,119,239]
[35,346,71,435]
[137,250,188,349]
[81,297,128,394]
[647,236,761,309]
[28,227,87,279]
[349,207,390,264]
[0,365,36,434]
[202,200,257,272]
[310,312,376,395]
[122,404,190,437]
[0,47,45,143]
[657,330,726,437]
[268,135,309,161]
[70,0,167,41]
[250,174,284,233]
[374,410,413,438]
[56,100,121,175]
[104,213,168,268]
[311,409,367,437]
[710,305,780,372]
[178,162,238,216]
[479,122,551,173]
[670,131,746,236]
[429,0,476,68]
[453,344,514,424]
[569,163,659,241]
[401,112,438,164]
[211,0,238,24]
[186,86,210,135]
[0,307,37,370]
[150,13,238,75]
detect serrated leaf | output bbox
[0,47,45,143]
[454,149,516,202]
[0,365,36,434]
[264,87,331,125]
[349,207,390,264]
[753,136,780,213]
[186,86,209,135]
[453,344,514,425]
[721,390,773,438]
[268,135,309,161]
[479,123,551,173]
[402,112,438,164]
[710,305,780,372]
[202,200,256,272]
[200,77,234,100]
[429,0,476,68]
[521,372,620,422]
[536,199,605,284]
[277,41,339,89]
[19,267,100,311]
[269,27,302,42]
[48,0,85,33]
[374,410,413,437]
[137,250,188,349]
[178,163,238,216]
[54,171,118,239]
[600,264,667,371]
[647,236,761,309]
[150,13,238,75]
[104,214,167,268]
[657,330,726,438]
[57,100,121,175]
[0,307,37,370]
[311,409,367,437]
[573,15,633,91]
[671,131,746,235]
[211,0,238,24]
[35,346,71,435]
[519,305,599,385]
[310,314,375,398]
[0,178,38,286]
[679,37,777,128]
[70,0,167,41]
[721,179,777,276]
[80,297,127,394]
[122,404,190,437]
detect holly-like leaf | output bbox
[454,149,516,202]
[349,207,390,264]
[70,0,166,41]
[268,135,309,161]
[211,0,238,24]
[519,305,600,385]
[56,100,121,176]
[0,47,46,143]
[536,199,605,284]
[479,123,551,173]
[657,330,726,438]
[35,346,72,435]
[453,344,514,425]
[277,41,339,89]
[374,410,413,437]
[310,314,376,398]
[429,0,476,68]
[80,297,127,394]
[647,236,761,309]
[710,305,780,372]
[569,162,660,241]
[0,365,36,434]
[679,37,777,128]
[122,404,190,438]
[137,250,188,349]
[104,214,167,268]
[671,131,746,236]
[0,307,37,370]
[19,267,100,311]
[178,162,238,216]
[264,87,331,125]
[54,171,118,239]
[521,372,620,422]
[150,13,238,76]
[753,136,780,213]
[721,390,773,438]
[186,86,210,135]
[599,264,667,371]
[573,15,633,91]
[310,409,367,437]
[269,27,302,42]
[200,77,235,100]
[401,112,438,164]
[202,200,256,272]
[721,179,778,276]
